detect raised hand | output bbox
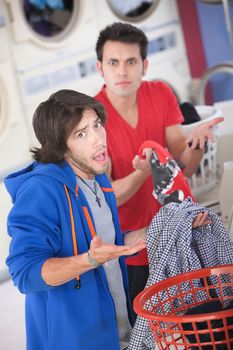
[186,117,224,150]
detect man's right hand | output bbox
[88,236,146,265]
[132,147,152,176]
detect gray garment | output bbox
[76,177,131,350]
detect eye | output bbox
[77,132,86,139]
[94,121,102,129]
[128,58,136,65]
[108,59,118,66]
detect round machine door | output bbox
[5,0,82,48]
[197,62,233,104]
[107,0,160,22]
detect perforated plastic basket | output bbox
[134,265,233,350]
[182,105,222,197]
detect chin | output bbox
[96,163,109,175]
[116,90,132,98]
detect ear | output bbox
[96,60,103,77]
[142,58,148,76]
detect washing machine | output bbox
[0,61,30,175]
[14,47,102,145]
[4,0,99,68]
[94,0,180,32]
[0,61,31,277]
[0,0,11,62]
[145,22,192,103]
[3,0,101,144]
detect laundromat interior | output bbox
[0,0,233,349]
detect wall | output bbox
[196,0,233,102]
[177,0,233,103]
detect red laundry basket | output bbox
[134,265,233,349]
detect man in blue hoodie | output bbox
[4,89,146,350]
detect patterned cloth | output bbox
[128,198,233,350]
[138,140,194,206]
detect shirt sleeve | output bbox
[6,179,62,294]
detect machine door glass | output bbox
[22,0,76,40]
[107,0,160,22]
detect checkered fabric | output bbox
[128,198,233,350]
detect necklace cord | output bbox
[76,175,102,207]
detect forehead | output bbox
[102,40,141,59]
[78,108,98,126]
[71,109,98,133]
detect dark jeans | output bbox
[127,265,149,321]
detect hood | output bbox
[4,161,76,203]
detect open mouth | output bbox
[93,150,107,163]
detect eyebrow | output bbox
[74,116,100,135]
[107,56,138,61]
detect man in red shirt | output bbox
[94,22,223,307]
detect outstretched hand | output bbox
[89,236,146,265]
[186,117,224,150]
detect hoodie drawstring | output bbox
[64,185,81,289]
[64,183,114,289]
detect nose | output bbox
[117,62,127,78]
[92,128,105,147]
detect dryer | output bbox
[0,60,31,276]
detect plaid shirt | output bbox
[128,198,233,350]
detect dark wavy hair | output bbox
[96,22,148,61]
[30,89,106,163]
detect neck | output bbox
[75,172,94,180]
[105,87,138,127]
[105,87,137,111]
[76,174,95,182]
[68,160,95,180]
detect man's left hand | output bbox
[186,117,224,150]
[192,211,212,228]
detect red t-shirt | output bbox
[95,81,184,265]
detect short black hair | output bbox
[96,22,148,61]
[31,89,106,164]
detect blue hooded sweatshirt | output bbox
[4,161,132,350]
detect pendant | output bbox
[96,196,101,207]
